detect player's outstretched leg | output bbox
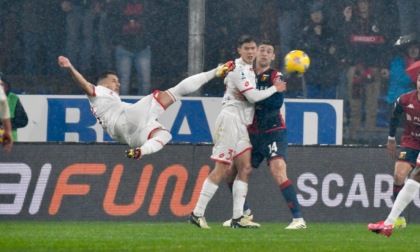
[166,60,235,102]
[126,129,172,160]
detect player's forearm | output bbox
[68,65,93,95]
[244,86,277,104]
[1,118,11,133]
[388,102,403,137]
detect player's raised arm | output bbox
[241,78,286,104]
[58,56,95,96]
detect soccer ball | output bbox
[284,50,310,74]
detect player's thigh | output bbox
[211,114,249,164]
[395,147,419,178]
[263,130,288,163]
[124,94,153,133]
[397,147,419,167]
[249,133,265,169]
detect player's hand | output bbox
[387,139,397,159]
[58,56,72,68]
[232,88,246,101]
[2,131,13,153]
[273,78,286,92]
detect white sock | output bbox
[232,180,248,219]
[140,130,172,156]
[385,179,420,225]
[244,209,252,216]
[167,68,216,101]
[193,178,219,217]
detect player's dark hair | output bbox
[259,39,276,49]
[96,70,117,83]
[237,35,258,48]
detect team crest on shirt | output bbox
[399,152,406,159]
[261,74,269,81]
[241,72,246,79]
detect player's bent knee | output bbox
[239,165,254,176]
[156,90,176,108]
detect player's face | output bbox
[256,44,275,69]
[238,42,257,65]
[101,74,120,94]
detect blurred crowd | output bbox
[0,0,419,136]
[0,0,187,95]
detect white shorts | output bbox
[120,91,167,148]
[210,111,252,164]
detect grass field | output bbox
[0,221,417,251]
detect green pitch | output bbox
[0,222,418,251]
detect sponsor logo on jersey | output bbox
[398,152,406,159]
[408,104,415,109]
[241,72,246,79]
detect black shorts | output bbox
[397,147,420,167]
[249,129,287,169]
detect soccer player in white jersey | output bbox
[0,84,12,152]
[58,55,234,159]
[190,35,286,229]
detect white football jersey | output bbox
[221,58,256,125]
[87,85,130,141]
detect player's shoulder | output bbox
[399,90,417,101]
[92,85,113,97]
[397,90,417,108]
[269,68,284,81]
[233,60,245,72]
